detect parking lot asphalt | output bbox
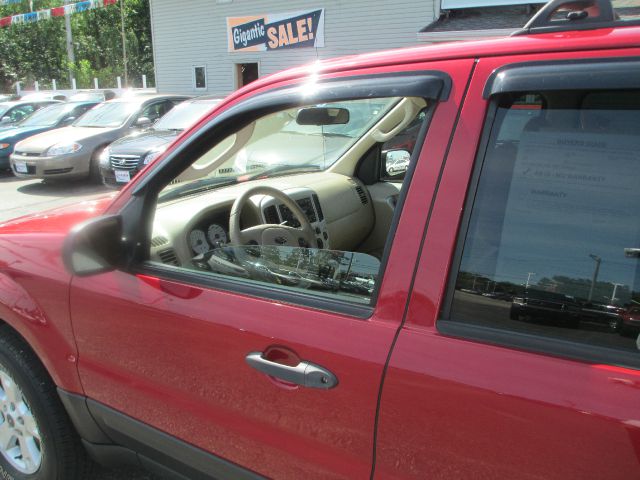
[0,170,115,223]
[0,171,164,479]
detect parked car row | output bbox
[0,93,221,186]
[0,98,62,128]
[509,289,638,334]
[99,96,221,186]
[11,94,191,182]
[8,89,117,103]
[0,101,99,170]
[0,90,118,132]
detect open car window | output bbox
[148,95,430,308]
[158,97,401,201]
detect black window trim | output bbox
[440,74,640,370]
[438,320,640,370]
[114,71,450,319]
[483,57,640,99]
[440,100,500,323]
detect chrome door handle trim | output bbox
[245,352,338,389]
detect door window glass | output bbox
[449,89,640,353]
[148,96,429,306]
[9,105,35,122]
[140,101,174,123]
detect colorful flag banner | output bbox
[1,0,117,28]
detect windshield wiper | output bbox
[152,128,183,133]
[242,164,321,182]
[320,132,353,138]
[158,177,237,203]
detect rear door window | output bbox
[448,89,640,360]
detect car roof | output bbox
[0,99,62,107]
[65,100,100,106]
[19,93,67,101]
[106,94,191,105]
[185,96,223,104]
[38,100,97,107]
[235,24,640,98]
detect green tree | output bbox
[0,0,154,93]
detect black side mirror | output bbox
[63,215,124,276]
[61,116,76,125]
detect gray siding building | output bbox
[149,0,438,96]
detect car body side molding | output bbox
[57,388,265,480]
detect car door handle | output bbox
[245,352,338,389]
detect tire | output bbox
[620,323,634,337]
[0,326,94,479]
[566,316,581,329]
[88,149,104,184]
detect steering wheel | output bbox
[229,185,316,249]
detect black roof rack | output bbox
[512,0,623,36]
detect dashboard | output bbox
[150,172,374,267]
[261,189,329,250]
[187,211,230,255]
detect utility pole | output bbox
[525,272,536,289]
[64,0,75,86]
[610,283,623,305]
[588,254,601,302]
[120,0,128,87]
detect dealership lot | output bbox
[0,171,113,223]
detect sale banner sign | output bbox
[227,9,325,52]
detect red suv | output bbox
[0,1,639,478]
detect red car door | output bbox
[69,60,475,479]
[375,51,640,479]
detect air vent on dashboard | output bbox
[158,248,179,266]
[264,205,279,224]
[354,185,368,205]
[151,236,169,247]
[312,194,324,221]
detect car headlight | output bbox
[0,143,9,150]
[99,147,111,167]
[144,149,164,165]
[46,142,82,156]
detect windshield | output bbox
[159,97,402,202]
[0,103,11,117]
[19,103,74,127]
[154,101,218,131]
[281,101,392,137]
[73,101,138,128]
